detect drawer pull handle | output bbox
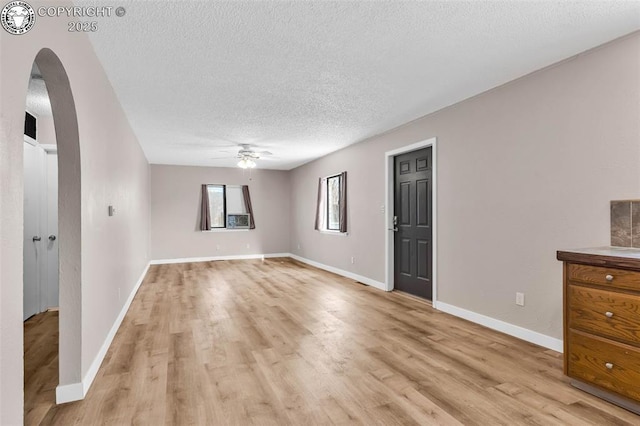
[605,274,614,282]
[605,362,614,370]
[605,311,614,318]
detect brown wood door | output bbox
[394,147,432,299]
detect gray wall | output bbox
[150,165,290,260]
[289,33,640,340]
[0,1,150,423]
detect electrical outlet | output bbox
[516,292,525,306]
[351,256,355,264]
[380,205,385,214]
[297,244,301,250]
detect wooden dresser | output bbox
[557,247,640,414]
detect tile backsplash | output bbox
[633,201,640,247]
[611,200,640,248]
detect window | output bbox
[200,184,255,230]
[207,185,226,228]
[315,171,347,233]
[326,174,341,231]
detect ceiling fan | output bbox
[211,144,273,169]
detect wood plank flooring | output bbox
[24,310,59,426]
[25,258,640,425]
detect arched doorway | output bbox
[22,48,82,417]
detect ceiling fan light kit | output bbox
[234,144,271,169]
[237,157,256,169]
[210,144,273,168]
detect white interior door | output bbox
[23,141,42,320]
[45,150,59,308]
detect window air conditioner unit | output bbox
[227,213,250,229]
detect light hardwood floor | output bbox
[25,258,640,425]
[24,310,59,425]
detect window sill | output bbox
[202,228,250,233]
[319,230,348,236]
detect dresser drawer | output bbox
[568,264,640,291]
[568,285,640,344]
[568,330,640,402]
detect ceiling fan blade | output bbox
[257,151,273,156]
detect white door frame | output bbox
[384,137,438,307]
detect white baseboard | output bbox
[435,301,563,353]
[56,261,151,404]
[55,382,84,404]
[150,253,290,265]
[288,254,387,292]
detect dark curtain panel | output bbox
[314,177,323,230]
[242,185,256,229]
[200,184,211,231]
[339,171,347,233]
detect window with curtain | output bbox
[207,185,226,228]
[200,184,255,231]
[315,171,347,233]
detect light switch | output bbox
[108,205,115,216]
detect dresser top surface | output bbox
[560,247,640,258]
[558,247,640,269]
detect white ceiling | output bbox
[26,63,53,118]
[81,0,640,170]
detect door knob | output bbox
[48,235,56,241]
[605,362,614,370]
[388,228,398,232]
[32,236,41,242]
[605,311,614,318]
[605,274,614,282]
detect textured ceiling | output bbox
[26,63,52,118]
[81,1,640,170]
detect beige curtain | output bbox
[200,184,211,231]
[242,185,255,229]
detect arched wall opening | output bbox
[31,48,82,397]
